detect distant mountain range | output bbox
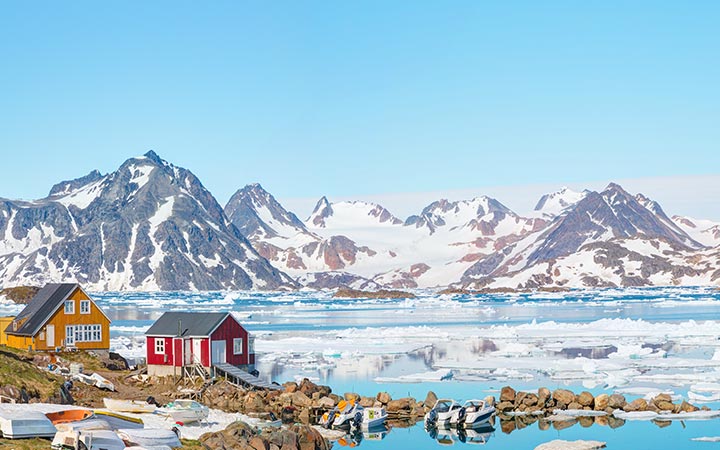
[1,152,719,291]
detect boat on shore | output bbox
[102,398,156,414]
[0,411,57,439]
[46,409,94,425]
[93,411,144,430]
[117,427,182,448]
[52,429,126,450]
[156,399,209,424]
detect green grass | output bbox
[0,348,62,399]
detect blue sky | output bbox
[1,1,718,215]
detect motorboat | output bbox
[360,407,387,429]
[102,398,156,413]
[45,409,94,425]
[449,400,495,428]
[51,429,126,450]
[93,411,144,430]
[0,411,57,439]
[117,427,182,448]
[156,399,209,424]
[320,399,355,428]
[424,399,463,428]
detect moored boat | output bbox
[0,411,57,439]
[102,398,156,413]
[449,400,495,428]
[156,399,209,424]
[424,399,463,429]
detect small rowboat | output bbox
[102,398,156,414]
[156,399,209,424]
[46,409,94,425]
[93,411,144,430]
[117,427,182,448]
[0,411,57,439]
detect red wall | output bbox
[146,336,174,366]
[210,316,251,366]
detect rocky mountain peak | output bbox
[225,183,308,240]
[143,150,164,165]
[534,187,588,217]
[49,169,104,197]
[308,196,333,227]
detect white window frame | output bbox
[233,338,244,355]
[80,300,91,314]
[66,325,75,346]
[91,324,101,342]
[155,338,165,355]
[64,300,75,314]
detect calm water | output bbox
[96,287,720,449]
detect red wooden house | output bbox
[144,312,255,377]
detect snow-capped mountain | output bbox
[460,183,711,289]
[534,187,588,218]
[307,198,403,229]
[0,151,294,291]
[671,216,720,248]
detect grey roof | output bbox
[145,312,231,337]
[6,283,79,336]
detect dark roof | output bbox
[7,283,79,336]
[145,312,232,337]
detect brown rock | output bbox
[291,391,312,408]
[537,387,551,406]
[484,395,495,407]
[424,391,438,409]
[568,402,583,410]
[376,392,392,404]
[317,396,335,408]
[496,401,514,412]
[594,415,609,427]
[680,400,699,413]
[514,391,528,406]
[358,396,374,407]
[552,389,575,406]
[387,398,412,412]
[578,416,594,428]
[522,393,538,407]
[500,386,516,403]
[283,382,298,393]
[655,401,674,412]
[608,393,627,409]
[653,393,672,406]
[343,392,360,402]
[623,398,648,412]
[594,393,609,411]
[577,391,594,407]
[501,419,516,434]
[250,436,269,450]
[654,419,671,428]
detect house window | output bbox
[80,300,90,314]
[66,326,75,346]
[64,300,75,314]
[248,336,255,354]
[91,325,101,342]
[233,338,244,355]
[155,339,165,354]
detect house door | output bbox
[46,325,54,348]
[192,339,203,365]
[211,340,226,365]
[184,339,192,365]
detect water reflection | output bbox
[426,423,495,446]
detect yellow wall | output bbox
[6,287,111,352]
[0,316,15,346]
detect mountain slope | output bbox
[0,151,294,291]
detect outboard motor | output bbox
[352,411,363,429]
[425,409,438,427]
[323,407,338,429]
[146,396,159,406]
[456,407,466,426]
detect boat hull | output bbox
[0,412,57,439]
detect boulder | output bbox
[652,393,672,406]
[283,382,298,393]
[623,398,647,412]
[291,391,312,408]
[680,400,699,413]
[577,391,594,408]
[358,396,375,407]
[343,392,360,402]
[317,396,335,408]
[250,436,269,450]
[568,402,583,410]
[537,387,551,406]
[290,424,330,450]
[593,394,609,411]
[376,392,392,404]
[515,391,528,406]
[484,395,496,407]
[496,401,514,412]
[500,386,516,403]
[523,393,539,407]
[655,401,674,412]
[607,394,626,409]
[386,398,412,412]
[424,391,438,409]
[552,389,576,406]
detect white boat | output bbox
[93,411,144,430]
[55,419,111,432]
[424,399,463,428]
[156,399,209,424]
[361,407,387,429]
[103,398,156,413]
[117,427,182,448]
[449,400,495,428]
[51,429,126,450]
[0,411,57,439]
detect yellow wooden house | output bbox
[4,283,110,352]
